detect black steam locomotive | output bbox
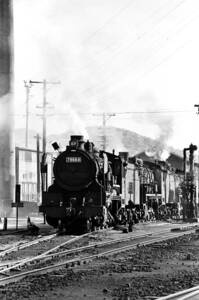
[39,135,123,232]
[40,135,195,232]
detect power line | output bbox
[81,9,199,106]
[74,0,180,77]
[134,38,191,82]
[13,108,194,118]
[70,0,194,103]
[79,0,188,74]
[32,110,192,116]
[86,0,184,60]
[82,0,136,44]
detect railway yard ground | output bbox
[0,221,199,299]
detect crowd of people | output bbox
[115,199,182,231]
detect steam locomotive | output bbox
[39,135,123,232]
[39,135,196,233]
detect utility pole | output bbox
[34,134,41,203]
[24,81,32,148]
[93,112,115,151]
[42,80,47,154]
[30,79,60,153]
[194,104,199,217]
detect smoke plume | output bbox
[138,92,173,160]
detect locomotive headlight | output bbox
[70,140,78,148]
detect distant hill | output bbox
[15,126,182,158]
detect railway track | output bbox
[0,230,154,271]
[0,225,185,269]
[157,286,199,300]
[0,233,57,258]
[0,225,197,287]
[0,221,192,260]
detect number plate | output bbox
[66,157,82,163]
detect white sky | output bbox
[13,0,199,150]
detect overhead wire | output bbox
[13,109,194,118]
[71,0,177,76]
[63,0,175,100]
[16,1,198,128]
[82,0,137,44]
[79,0,183,70]
[113,27,196,96]
[69,0,194,104]
[82,7,199,106]
[19,0,191,116]
[80,0,166,65]
[31,109,193,117]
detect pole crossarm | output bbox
[28,79,60,153]
[194,104,199,114]
[92,112,116,151]
[29,80,60,85]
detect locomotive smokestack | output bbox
[69,135,85,149]
[70,135,84,141]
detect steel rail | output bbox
[43,231,154,259]
[0,231,154,271]
[41,228,179,260]
[0,225,196,272]
[0,222,194,259]
[157,286,199,299]
[2,230,154,268]
[0,228,196,286]
[0,229,114,271]
[0,228,180,270]
[0,230,102,275]
[98,230,196,256]
[0,233,57,258]
[0,241,27,252]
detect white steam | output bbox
[160,149,170,161]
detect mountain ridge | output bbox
[14,126,182,158]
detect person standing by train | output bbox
[153,199,159,220]
[143,203,149,222]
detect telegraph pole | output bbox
[24,81,32,148]
[103,113,106,151]
[30,79,60,153]
[33,133,41,203]
[194,104,199,217]
[42,80,47,154]
[93,112,116,151]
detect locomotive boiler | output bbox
[39,135,123,232]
